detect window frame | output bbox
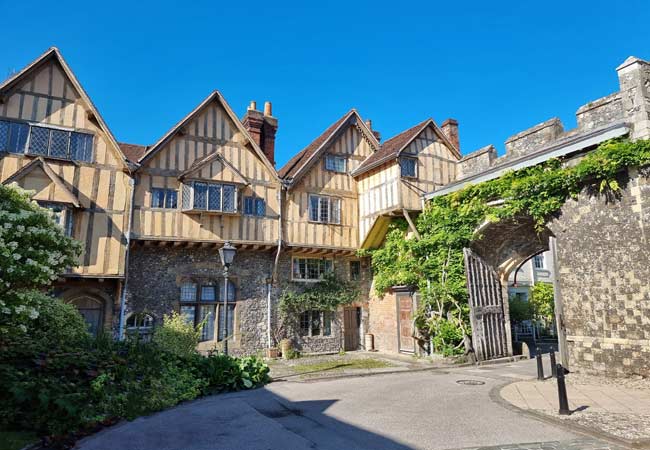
[178,279,237,342]
[151,188,178,209]
[533,254,546,269]
[349,260,361,281]
[182,181,238,214]
[40,202,73,237]
[299,310,333,337]
[308,194,341,224]
[291,257,333,282]
[324,154,347,173]
[243,196,266,217]
[399,156,418,178]
[0,118,94,162]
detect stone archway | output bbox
[464,216,568,364]
[61,288,113,337]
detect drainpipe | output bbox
[266,276,272,349]
[117,177,136,340]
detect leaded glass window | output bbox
[325,155,347,173]
[292,257,333,281]
[400,157,417,178]
[308,195,341,224]
[0,119,92,160]
[208,184,222,210]
[28,127,49,155]
[180,282,197,302]
[49,129,69,158]
[193,182,208,209]
[223,185,235,212]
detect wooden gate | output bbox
[463,248,509,361]
[397,293,415,353]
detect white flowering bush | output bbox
[0,183,81,335]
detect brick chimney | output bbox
[242,100,277,166]
[441,118,460,151]
[365,119,381,142]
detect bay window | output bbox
[181,181,237,213]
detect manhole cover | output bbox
[456,379,485,385]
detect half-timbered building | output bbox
[0,48,134,336]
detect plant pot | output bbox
[280,339,293,360]
[266,347,279,358]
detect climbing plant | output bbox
[368,139,650,355]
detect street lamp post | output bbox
[219,241,236,356]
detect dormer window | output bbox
[325,155,347,173]
[181,181,237,213]
[0,119,93,162]
[400,157,417,178]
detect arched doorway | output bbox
[68,296,104,336]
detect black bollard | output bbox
[536,347,544,380]
[556,363,571,415]
[549,346,557,378]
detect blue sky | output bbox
[1,1,649,167]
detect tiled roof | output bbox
[278,111,354,179]
[354,119,431,176]
[119,142,148,163]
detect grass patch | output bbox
[292,358,394,374]
[0,430,38,450]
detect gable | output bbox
[141,95,279,185]
[0,48,128,169]
[2,158,80,206]
[180,152,249,185]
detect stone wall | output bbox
[126,246,276,354]
[457,145,497,179]
[504,118,564,159]
[548,167,650,377]
[575,92,624,132]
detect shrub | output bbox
[508,295,533,323]
[430,319,464,356]
[196,354,270,392]
[151,311,201,358]
[530,282,555,323]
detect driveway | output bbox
[76,359,618,450]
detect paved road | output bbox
[77,359,617,450]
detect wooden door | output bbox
[397,293,415,353]
[463,248,509,361]
[343,307,360,351]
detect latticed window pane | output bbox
[331,198,341,224]
[193,183,207,209]
[222,185,235,212]
[70,132,93,161]
[180,282,197,302]
[400,157,417,177]
[200,305,216,341]
[299,311,310,336]
[182,184,192,209]
[0,121,9,151]
[165,190,178,209]
[244,197,254,215]
[309,195,319,221]
[201,285,216,301]
[49,129,69,158]
[28,127,50,155]
[180,306,195,326]
[151,188,165,208]
[307,259,320,279]
[319,197,329,222]
[8,123,29,154]
[311,310,321,336]
[255,198,266,216]
[208,184,222,211]
[325,155,346,173]
[323,311,332,336]
[217,304,235,341]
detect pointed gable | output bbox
[179,151,249,185]
[2,157,80,207]
[353,119,461,177]
[0,47,130,169]
[278,110,380,185]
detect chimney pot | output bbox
[248,101,257,111]
[365,119,372,129]
[264,101,273,117]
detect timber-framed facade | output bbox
[1,47,462,355]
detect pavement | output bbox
[76,357,627,450]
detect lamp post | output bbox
[219,241,236,355]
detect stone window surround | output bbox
[291,256,334,282]
[299,310,334,338]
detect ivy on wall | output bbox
[366,139,650,355]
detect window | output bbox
[184,181,237,213]
[41,203,73,236]
[299,311,332,337]
[309,195,341,224]
[349,260,361,281]
[126,313,155,341]
[151,188,178,209]
[244,196,266,216]
[400,157,417,178]
[179,280,236,342]
[325,155,347,173]
[533,254,546,269]
[0,119,93,161]
[292,257,333,281]
[217,304,236,341]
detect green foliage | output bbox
[530,282,555,322]
[151,311,203,358]
[369,139,650,353]
[508,294,534,323]
[430,319,465,356]
[278,273,358,331]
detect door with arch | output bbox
[69,296,104,336]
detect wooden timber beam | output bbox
[402,209,421,240]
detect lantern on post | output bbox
[219,241,236,355]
